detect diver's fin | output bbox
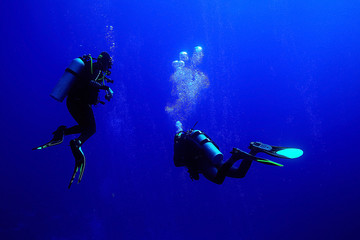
[254,159,283,167]
[249,142,303,159]
[230,148,283,167]
[68,157,86,189]
[32,139,63,150]
[78,157,86,183]
[68,139,86,188]
[68,166,79,189]
[32,126,66,150]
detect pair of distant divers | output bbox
[33,52,303,189]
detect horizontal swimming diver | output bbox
[173,121,303,184]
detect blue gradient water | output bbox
[1,1,359,239]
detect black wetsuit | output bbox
[64,58,109,144]
[174,131,253,184]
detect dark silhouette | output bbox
[33,52,114,188]
[173,121,303,184]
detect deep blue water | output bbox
[1,0,360,239]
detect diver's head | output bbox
[97,51,113,71]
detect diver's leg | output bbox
[226,147,258,178]
[66,97,91,187]
[32,125,67,150]
[76,105,96,144]
[50,125,66,144]
[66,97,96,144]
[202,167,220,184]
[63,125,82,135]
[65,97,83,135]
[213,155,241,184]
[228,160,253,178]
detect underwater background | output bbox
[1,0,360,239]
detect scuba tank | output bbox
[50,58,85,102]
[190,130,223,165]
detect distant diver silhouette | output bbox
[33,52,114,188]
[173,121,303,184]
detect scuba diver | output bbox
[33,52,114,189]
[173,121,303,184]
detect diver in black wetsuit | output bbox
[173,121,303,184]
[66,52,113,146]
[34,52,114,188]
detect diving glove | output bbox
[105,88,113,101]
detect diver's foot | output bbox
[230,147,241,156]
[32,126,66,150]
[70,139,83,160]
[51,125,66,144]
[230,148,254,160]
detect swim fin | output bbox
[230,148,283,167]
[254,159,284,167]
[249,142,303,159]
[68,157,86,189]
[68,139,86,189]
[32,126,66,150]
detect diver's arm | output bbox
[88,69,110,90]
[89,80,109,90]
[105,88,113,101]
